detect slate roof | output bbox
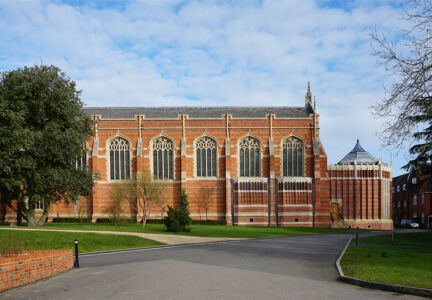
[82,106,314,119]
[338,139,379,165]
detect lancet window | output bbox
[239,136,261,177]
[153,137,174,180]
[196,136,217,177]
[109,137,131,180]
[282,137,304,177]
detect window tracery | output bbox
[153,137,174,180]
[282,137,304,177]
[239,136,261,177]
[109,137,131,180]
[196,136,217,177]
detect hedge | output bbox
[192,219,227,225]
[52,217,92,223]
[96,218,137,224]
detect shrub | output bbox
[0,221,10,226]
[163,190,192,232]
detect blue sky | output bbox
[0,0,412,175]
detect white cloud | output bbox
[0,0,409,174]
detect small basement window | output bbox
[249,218,253,222]
[294,218,299,222]
[367,225,371,229]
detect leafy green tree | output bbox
[0,65,93,226]
[163,189,191,232]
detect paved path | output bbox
[0,232,422,299]
[0,227,242,245]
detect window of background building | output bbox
[397,185,400,192]
[282,136,304,177]
[422,193,425,205]
[152,137,174,180]
[109,137,131,180]
[239,136,261,177]
[404,199,407,207]
[421,213,425,223]
[403,184,406,191]
[196,136,217,177]
[413,194,417,206]
[413,212,417,218]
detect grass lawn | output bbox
[21,222,360,238]
[0,229,164,254]
[341,231,432,289]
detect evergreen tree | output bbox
[0,65,93,226]
[403,98,432,173]
[163,189,191,232]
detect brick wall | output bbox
[328,164,393,230]
[0,249,73,292]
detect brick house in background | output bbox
[392,166,432,228]
[0,85,394,229]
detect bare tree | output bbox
[197,188,214,221]
[106,184,127,227]
[371,0,432,149]
[125,171,167,228]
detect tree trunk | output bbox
[26,209,37,227]
[26,202,50,227]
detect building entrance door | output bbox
[330,203,339,221]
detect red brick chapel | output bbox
[1,85,393,229]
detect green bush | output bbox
[52,217,92,223]
[0,221,10,226]
[163,190,192,232]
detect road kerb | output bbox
[335,237,432,298]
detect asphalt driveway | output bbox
[0,232,422,299]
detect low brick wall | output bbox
[0,249,73,292]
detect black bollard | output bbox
[74,239,80,268]
[355,227,359,247]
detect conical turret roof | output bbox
[338,139,378,165]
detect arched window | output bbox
[196,136,217,177]
[282,137,304,177]
[239,136,260,177]
[153,137,174,180]
[109,137,131,180]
